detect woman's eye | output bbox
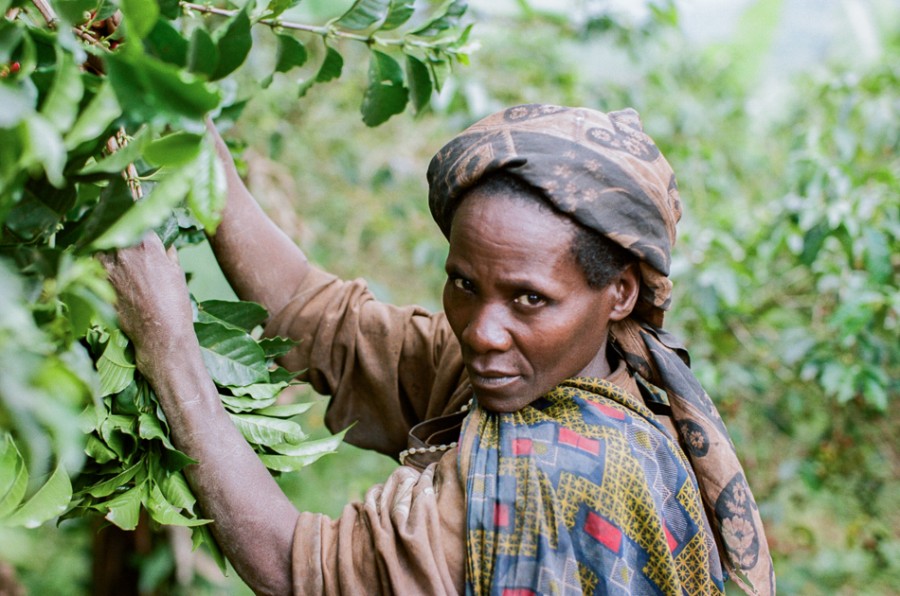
[452,277,474,293]
[514,293,546,307]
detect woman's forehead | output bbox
[447,191,579,273]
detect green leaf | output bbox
[138,412,174,449]
[146,482,209,526]
[409,0,467,36]
[194,322,269,387]
[0,435,28,519]
[104,484,144,530]
[211,6,251,81]
[361,51,408,127]
[41,48,84,133]
[77,127,150,175]
[265,0,302,19]
[228,414,305,447]
[382,0,414,30]
[259,433,346,471]
[405,55,432,114]
[193,524,227,572]
[145,19,189,67]
[188,26,219,78]
[269,365,301,384]
[196,300,268,332]
[229,382,289,400]
[90,164,193,250]
[157,0,180,19]
[274,34,307,73]
[121,0,160,40]
[50,0,98,24]
[65,82,121,151]
[258,336,298,359]
[60,177,133,250]
[186,138,226,234]
[97,330,135,397]
[106,50,221,123]
[0,82,35,128]
[158,471,194,511]
[254,401,314,418]
[3,464,72,528]
[315,45,343,83]
[144,131,203,167]
[863,228,891,284]
[335,0,390,30]
[220,393,277,412]
[85,435,118,465]
[24,114,66,187]
[84,462,142,498]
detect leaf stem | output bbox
[178,1,465,56]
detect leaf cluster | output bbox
[0,0,470,543]
[68,300,344,567]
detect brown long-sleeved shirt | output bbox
[265,265,652,595]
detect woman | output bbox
[103,105,774,595]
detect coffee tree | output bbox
[0,0,472,563]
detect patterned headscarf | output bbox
[427,104,775,595]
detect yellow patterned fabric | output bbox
[458,377,724,595]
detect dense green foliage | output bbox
[0,0,471,590]
[1,0,897,593]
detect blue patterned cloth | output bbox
[460,377,725,595]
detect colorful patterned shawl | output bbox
[428,104,775,595]
[458,377,725,595]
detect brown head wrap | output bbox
[427,104,775,595]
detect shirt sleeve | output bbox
[291,448,466,595]
[264,265,462,456]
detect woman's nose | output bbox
[461,304,513,354]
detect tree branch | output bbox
[30,0,58,28]
[178,1,464,54]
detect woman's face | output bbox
[443,188,636,413]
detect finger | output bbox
[165,244,180,266]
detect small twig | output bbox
[30,0,58,28]
[107,130,144,201]
[29,0,109,50]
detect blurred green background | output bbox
[4,0,898,593]
[180,0,900,593]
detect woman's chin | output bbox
[471,377,540,413]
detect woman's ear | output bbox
[608,263,640,322]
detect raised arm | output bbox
[205,121,310,317]
[101,235,298,595]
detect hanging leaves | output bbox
[0,0,473,542]
[362,50,409,127]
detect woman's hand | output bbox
[98,233,195,380]
[99,232,299,595]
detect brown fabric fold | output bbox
[427,104,775,595]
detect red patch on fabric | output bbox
[559,427,579,447]
[512,438,533,455]
[558,428,600,454]
[494,503,510,527]
[590,400,625,420]
[664,524,678,552]
[593,402,626,420]
[585,512,622,553]
[502,590,536,596]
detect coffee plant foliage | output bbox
[0,0,473,550]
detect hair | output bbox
[455,171,635,289]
